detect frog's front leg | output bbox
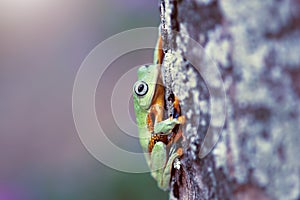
[153,95,185,134]
[150,141,182,190]
[153,116,185,134]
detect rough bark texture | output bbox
[160,0,300,199]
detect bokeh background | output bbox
[0,0,168,199]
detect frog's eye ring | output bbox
[134,81,148,96]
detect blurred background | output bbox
[0,0,168,199]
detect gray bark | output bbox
[160,0,300,199]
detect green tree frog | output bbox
[132,36,185,190]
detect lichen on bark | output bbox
[160,0,300,199]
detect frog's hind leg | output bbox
[150,141,168,190]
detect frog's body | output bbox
[133,36,185,190]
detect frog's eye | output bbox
[134,81,148,96]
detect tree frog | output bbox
[133,36,185,190]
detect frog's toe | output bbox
[177,116,186,124]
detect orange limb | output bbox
[157,35,164,65]
[148,134,168,153]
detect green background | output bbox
[0,0,168,199]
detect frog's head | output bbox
[133,64,160,110]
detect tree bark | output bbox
[160,0,300,199]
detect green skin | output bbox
[133,64,182,190]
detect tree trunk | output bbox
[160,0,300,199]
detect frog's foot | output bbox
[153,117,182,134]
[153,113,186,134]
